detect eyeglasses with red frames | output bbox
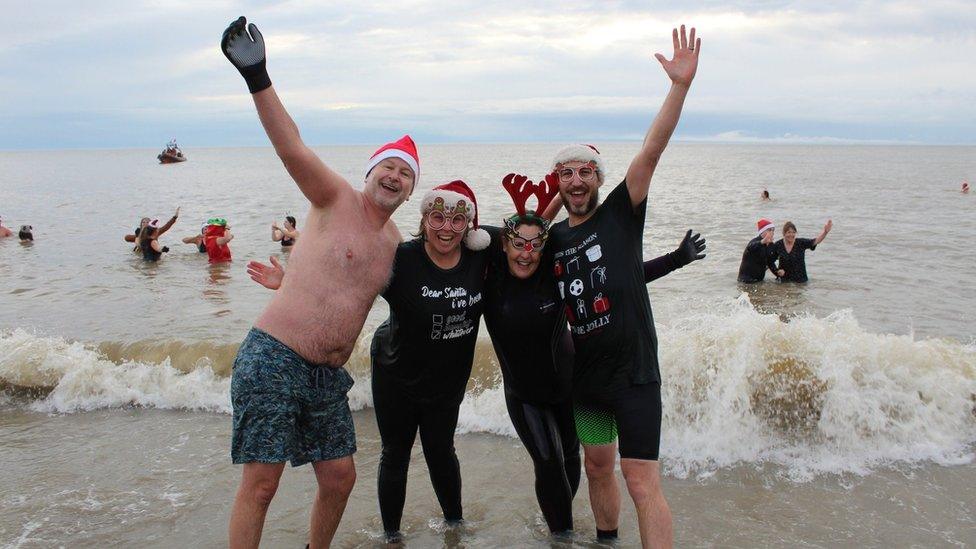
[504,231,547,252]
[426,210,469,233]
[556,164,598,183]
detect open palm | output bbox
[654,25,700,86]
[247,256,284,290]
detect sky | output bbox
[1,0,975,149]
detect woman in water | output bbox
[271,215,299,248]
[181,225,208,253]
[124,207,179,252]
[771,219,832,282]
[138,225,170,261]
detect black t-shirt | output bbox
[737,236,775,283]
[548,180,659,397]
[483,227,573,404]
[770,238,817,283]
[370,238,491,402]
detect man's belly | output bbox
[253,289,376,366]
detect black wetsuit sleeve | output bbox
[642,252,681,283]
[766,242,780,274]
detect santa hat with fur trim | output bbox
[364,135,420,194]
[757,218,775,237]
[419,180,491,250]
[551,144,606,184]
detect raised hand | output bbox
[674,229,706,266]
[823,219,833,234]
[247,256,285,290]
[221,16,272,93]
[654,24,700,87]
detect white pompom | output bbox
[464,228,491,251]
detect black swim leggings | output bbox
[372,374,464,535]
[505,388,581,533]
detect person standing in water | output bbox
[124,207,179,252]
[182,225,208,253]
[221,16,420,549]
[761,189,771,201]
[138,224,170,261]
[271,215,300,248]
[486,173,707,537]
[546,25,700,548]
[737,218,778,284]
[202,218,234,264]
[770,219,832,283]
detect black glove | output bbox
[221,16,272,94]
[673,229,706,267]
[161,246,170,253]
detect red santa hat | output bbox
[364,135,420,194]
[551,143,606,184]
[419,180,491,250]
[757,218,775,237]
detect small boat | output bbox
[157,139,187,164]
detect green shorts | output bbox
[573,382,661,460]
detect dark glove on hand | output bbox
[674,229,706,267]
[221,16,271,94]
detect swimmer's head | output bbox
[964,181,971,193]
[285,215,296,229]
[783,221,797,244]
[18,225,33,241]
[757,218,775,242]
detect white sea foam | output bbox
[3,299,974,478]
[0,329,230,413]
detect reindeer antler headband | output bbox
[501,171,559,230]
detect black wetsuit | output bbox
[370,237,491,536]
[281,235,295,247]
[140,238,163,261]
[483,227,579,533]
[737,236,777,283]
[770,238,817,282]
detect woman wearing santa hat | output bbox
[368,179,492,542]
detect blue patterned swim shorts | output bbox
[231,328,356,466]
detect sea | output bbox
[1,143,974,548]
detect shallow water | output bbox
[1,144,975,546]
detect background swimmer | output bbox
[271,215,299,247]
[771,219,832,282]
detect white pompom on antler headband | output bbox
[419,179,491,250]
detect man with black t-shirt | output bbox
[547,25,701,548]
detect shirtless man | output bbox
[221,17,420,549]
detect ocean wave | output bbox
[0,329,229,413]
[2,299,974,477]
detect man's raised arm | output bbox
[222,16,348,208]
[625,25,701,207]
